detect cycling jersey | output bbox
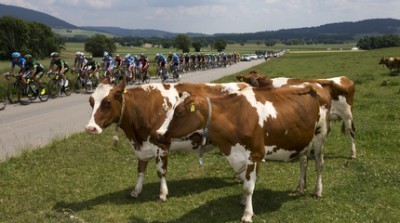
[12,57,26,68]
[25,60,44,73]
[50,59,69,71]
[103,55,114,69]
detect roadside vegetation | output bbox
[1,45,399,222]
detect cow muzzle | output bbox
[85,124,103,134]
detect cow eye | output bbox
[101,99,112,109]
[174,106,185,117]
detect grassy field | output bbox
[1,45,400,222]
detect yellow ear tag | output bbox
[123,88,127,94]
[190,104,196,112]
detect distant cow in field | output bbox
[85,79,249,201]
[236,72,357,159]
[379,57,400,73]
[157,85,330,222]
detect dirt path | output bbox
[0,59,266,161]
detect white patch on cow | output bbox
[206,82,244,93]
[156,90,188,136]
[330,95,352,121]
[264,146,298,161]
[86,84,114,134]
[224,144,250,174]
[327,77,343,85]
[132,140,161,161]
[271,77,289,87]
[238,88,278,127]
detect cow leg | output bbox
[240,161,258,223]
[155,150,169,201]
[130,159,148,198]
[313,146,324,198]
[341,119,356,159]
[295,153,308,195]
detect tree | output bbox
[0,16,63,59]
[85,34,116,57]
[264,39,277,47]
[214,39,227,52]
[174,34,191,53]
[192,39,206,52]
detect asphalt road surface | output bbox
[0,59,265,161]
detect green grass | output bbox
[1,46,400,222]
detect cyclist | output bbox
[48,52,69,87]
[83,55,100,79]
[121,54,134,80]
[156,53,168,80]
[73,51,86,73]
[170,53,180,78]
[139,53,150,77]
[10,52,27,78]
[24,54,45,87]
[101,51,114,81]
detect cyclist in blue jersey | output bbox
[101,51,115,81]
[156,53,168,80]
[123,54,135,80]
[10,52,28,86]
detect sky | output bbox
[1,0,399,34]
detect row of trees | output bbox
[85,34,229,57]
[356,34,400,50]
[0,16,63,60]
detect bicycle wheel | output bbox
[63,78,72,96]
[0,86,7,110]
[17,86,30,105]
[7,84,17,104]
[48,79,61,97]
[38,83,49,102]
[27,82,38,101]
[75,78,84,94]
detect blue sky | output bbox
[1,0,399,34]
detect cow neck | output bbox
[113,89,126,146]
[199,97,212,165]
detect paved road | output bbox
[0,59,265,161]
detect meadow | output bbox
[0,44,399,223]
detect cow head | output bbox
[236,71,273,88]
[157,92,207,143]
[85,80,126,134]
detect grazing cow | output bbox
[85,79,249,201]
[379,57,400,73]
[157,86,329,222]
[236,72,357,159]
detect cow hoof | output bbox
[289,190,304,197]
[155,197,166,202]
[313,194,323,199]
[127,194,138,199]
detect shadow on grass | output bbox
[53,177,237,211]
[149,189,296,223]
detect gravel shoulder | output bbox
[0,59,266,161]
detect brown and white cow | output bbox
[236,72,356,159]
[157,85,330,222]
[85,79,249,201]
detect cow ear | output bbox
[113,79,126,98]
[236,75,244,82]
[184,97,197,112]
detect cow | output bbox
[156,85,330,223]
[85,79,249,201]
[236,72,357,159]
[379,57,400,73]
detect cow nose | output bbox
[85,125,101,134]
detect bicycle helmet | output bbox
[11,52,21,58]
[24,54,32,59]
[103,51,109,57]
[76,51,81,56]
[50,52,59,57]
[86,55,93,60]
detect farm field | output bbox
[0,45,399,223]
